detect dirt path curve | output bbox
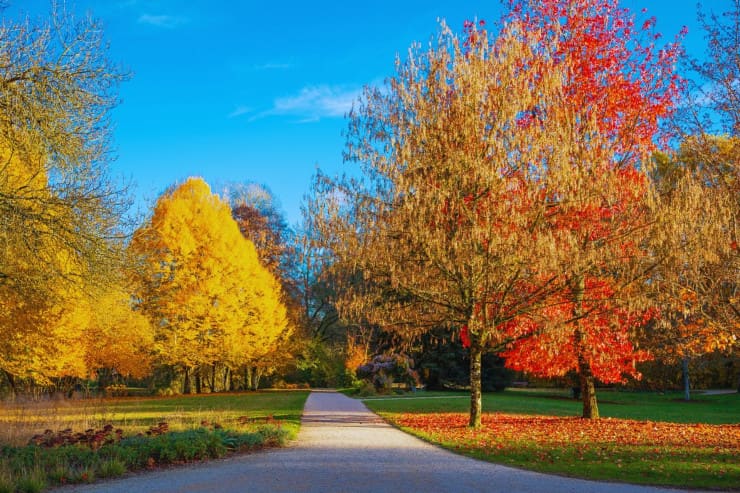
[60,390,695,493]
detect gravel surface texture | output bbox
[57,390,697,493]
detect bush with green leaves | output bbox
[0,423,288,491]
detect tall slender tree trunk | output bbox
[229,368,235,391]
[194,368,202,394]
[577,351,599,419]
[183,367,192,394]
[246,367,253,391]
[469,340,483,428]
[251,367,263,391]
[210,364,216,393]
[222,367,230,391]
[682,357,691,401]
[572,274,599,419]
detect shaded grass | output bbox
[0,391,309,491]
[363,390,740,490]
[363,388,740,424]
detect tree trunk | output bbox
[222,367,230,391]
[194,368,202,394]
[2,370,17,399]
[251,367,263,391]
[210,364,216,393]
[682,357,691,401]
[183,367,192,394]
[229,368,235,391]
[468,341,483,428]
[578,358,599,419]
[572,274,599,419]
[246,367,253,391]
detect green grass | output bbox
[362,388,740,424]
[0,391,309,491]
[1,390,309,445]
[362,389,740,490]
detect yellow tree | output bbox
[131,177,288,393]
[0,4,129,293]
[0,138,93,390]
[83,281,155,383]
[228,183,298,389]
[649,137,738,398]
[0,4,128,391]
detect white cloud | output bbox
[137,14,188,28]
[258,85,361,122]
[228,106,252,118]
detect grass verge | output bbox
[363,390,739,490]
[0,391,309,492]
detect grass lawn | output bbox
[362,389,740,490]
[0,390,309,492]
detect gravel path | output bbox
[58,390,696,493]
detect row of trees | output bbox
[130,177,291,394]
[308,0,738,426]
[0,5,298,397]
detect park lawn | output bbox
[363,390,740,490]
[0,391,309,491]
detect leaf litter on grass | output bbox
[384,412,739,489]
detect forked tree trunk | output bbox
[469,341,483,428]
[251,367,263,391]
[246,367,253,391]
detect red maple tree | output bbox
[497,0,683,418]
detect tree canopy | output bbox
[130,177,289,393]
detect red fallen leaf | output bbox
[390,412,740,452]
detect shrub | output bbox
[356,381,377,397]
[1,422,290,490]
[356,353,421,393]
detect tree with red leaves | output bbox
[311,0,682,426]
[499,0,683,418]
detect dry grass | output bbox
[0,398,114,446]
[0,391,307,446]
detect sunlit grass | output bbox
[0,391,308,446]
[363,389,740,489]
[0,391,309,491]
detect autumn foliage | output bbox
[131,177,289,393]
[317,0,692,425]
[387,412,739,488]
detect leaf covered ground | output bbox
[382,412,739,489]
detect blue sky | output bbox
[4,0,713,226]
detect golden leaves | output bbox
[130,177,289,372]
